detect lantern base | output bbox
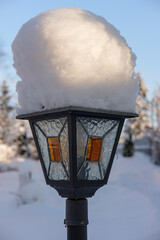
[54,185,102,198]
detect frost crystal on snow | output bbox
[12,8,139,114]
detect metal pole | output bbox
[64,198,88,240]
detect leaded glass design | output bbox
[33,117,69,180]
[99,123,119,179]
[79,117,117,137]
[86,137,102,162]
[78,161,102,180]
[59,122,70,174]
[77,120,88,171]
[36,118,66,137]
[77,117,119,180]
[34,124,50,173]
[48,162,68,180]
[48,138,61,162]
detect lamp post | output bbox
[16,106,138,240]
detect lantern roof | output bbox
[16,106,138,120]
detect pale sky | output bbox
[0,0,160,100]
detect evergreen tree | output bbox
[149,86,160,164]
[0,80,13,143]
[14,120,38,159]
[123,127,134,157]
[16,122,29,156]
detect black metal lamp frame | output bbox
[16,106,138,198]
[16,106,138,240]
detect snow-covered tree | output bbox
[152,87,160,130]
[124,74,150,138]
[13,120,38,159]
[149,86,160,164]
[130,73,150,139]
[123,74,150,156]
[0,80,13,143]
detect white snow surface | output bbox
[0,144,23,172]
[12,8,139,114]
[0,152,160,240]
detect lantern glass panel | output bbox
[59,122,70,175]
[48,137,61,162]
[86,137,102,162]
[78,117,117,137]
[34,124,50,173]
[33,117,70,181]
[99,123,119,179]
[76,117,119,180]
[49,162,68,180]
[36,118,66,137]
[76,120,88,171]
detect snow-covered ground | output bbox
[0,152,160,240]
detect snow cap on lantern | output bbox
[12,8,139,114]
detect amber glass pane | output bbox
[48,138,61,162]
[86,137,102,162]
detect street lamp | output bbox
[16,106,138,240]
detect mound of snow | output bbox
[18,161,32,189]
[19,181,44,205]
[18,162,44,205]
[12,8,139,114]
